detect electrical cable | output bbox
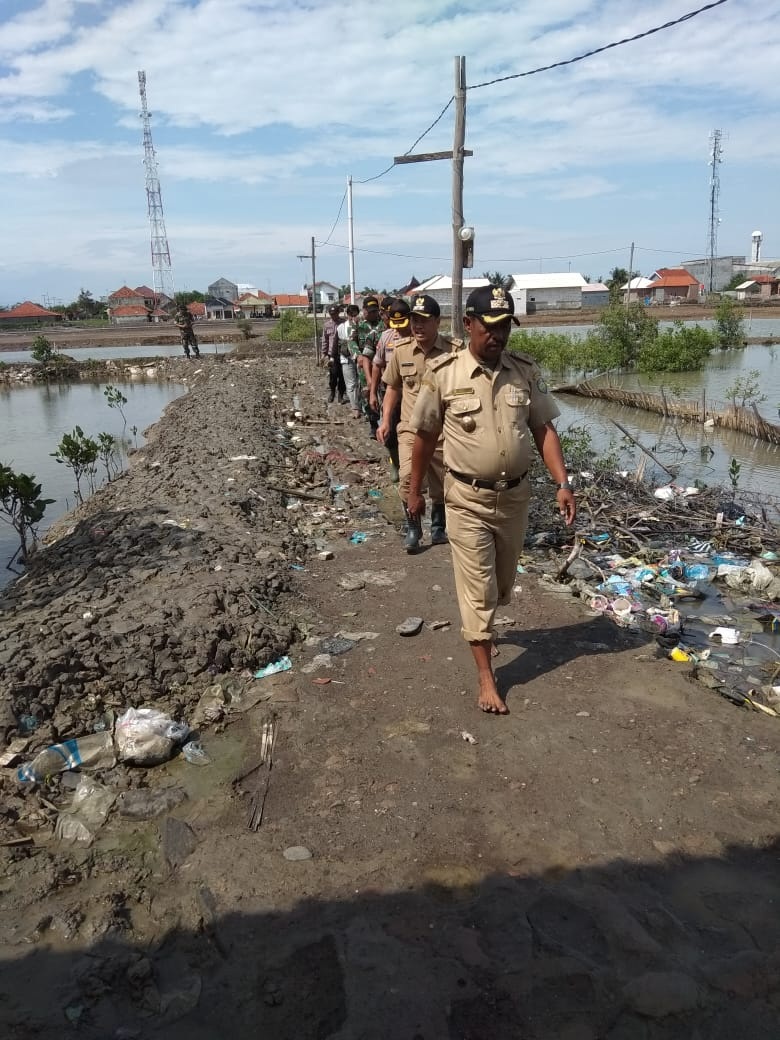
[356,95,454,185]
[319,242,635,263]
[316,187,347,248]
[468,0,732,90]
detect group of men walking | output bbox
[322,286,577,714]
[321,292,450,553]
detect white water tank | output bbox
[751,230,762,264]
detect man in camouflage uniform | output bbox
[174,304,199,359]
[408,285,576,714]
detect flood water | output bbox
[0,379,184,586]
[0,342,233,364]
[546,343,780,500]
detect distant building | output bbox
[235,291,274,317]
[508,273,587,314]
[305,281,341,309]
[207,277,238,302]
[408,274,490,316]
[581,282,610,308]
[622,276,654,302]
[274,293,309,312]
[0,301,62,325]
[646,268,701,303]
[734,275,780,300]
[204,296,236,320]
[108,286,150,324]
[679,257,740,293]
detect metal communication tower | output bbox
[138,71,175,301]
[706,129,723,294]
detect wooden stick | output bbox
[610,420,677,478]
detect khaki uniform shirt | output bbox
[382,334,452,434]
[410,347,560,481]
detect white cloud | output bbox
[1,0,779,300]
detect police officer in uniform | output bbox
[408,285,576,713]
[378,294,452,552]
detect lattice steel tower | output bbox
[707,129,723,294]
[138,70,175,300]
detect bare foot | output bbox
[477,673,509,714]
[490,642,500,658]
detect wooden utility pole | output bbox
[297,236,318,364]
[624,241,635,310]
[451,56,467,341]
[393,56,471,340]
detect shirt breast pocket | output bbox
[448,396,482,432]
[504,389,530,429]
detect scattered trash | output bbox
[55,776,116,846]
[301,653,332,673]
[317,550,334,561]
[255,656,293,679]
[288,563,305,571]
[319,636,356,656]
[17,732,116,783]
[18,714,38,735]
[115,708,189,767]
[349,531,368,545]
[191,685,226,728]
[576,711,591,718]
[516,563,527,574]
[229,454,258,461]
[181,740,211,766]
[494,616,515,627]
[709,627,741,645]
[283,845,312,861]
[117,786,187,820]
[312,677,332,685]
[426,620,451,631]
[396,616,424,636]
[331,483,349,492]
[460,730,478,745]
[367,489,383,499]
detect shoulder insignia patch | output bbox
[536,376,549,393]
[428,353,456,372]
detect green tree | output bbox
[0,464,54,565]
[96,432,121,483]
[31,335,55,364]
[594,302,658,369]
[481,271,512,290]
[173,290,205,306]
[236,318,253,341]
[714,295,746,348]
[724,369,766,409]
[52,427,99,504]
[636,322,717,372]
[73,288,105,319]
[104,384,128,427]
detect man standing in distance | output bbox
[322,304,346,403]
[408,286,575,713]
[378,294,451,553]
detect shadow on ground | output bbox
[495,616,642,692]
[2,838,779,1039]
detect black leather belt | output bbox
[449,469,528,492]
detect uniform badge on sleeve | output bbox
[536,377,548,393]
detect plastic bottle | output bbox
[17,732,116,783]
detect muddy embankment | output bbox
[2,343,780,1039]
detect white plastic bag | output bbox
[55,776,116,845]
[115,708,189,766]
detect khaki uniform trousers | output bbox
[444,473,530,642]
[398,429,445,504]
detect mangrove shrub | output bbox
[0,464,54,565]
[714,296,746,348]
[636,322,718,372]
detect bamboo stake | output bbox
[610,420,677,478]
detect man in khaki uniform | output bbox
[378,294,452,552]
[408,285,576,714]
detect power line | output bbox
[468,0,732,90]
[316,187,347,247]
[356,95,454,185]
[320,241,636,263]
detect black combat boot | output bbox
[404,507,422,554]
[430,503,448,544]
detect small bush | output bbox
[268,311,316,342]
[636,322,717,372]
[31,335,54,364]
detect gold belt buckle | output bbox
[494,479,508,491]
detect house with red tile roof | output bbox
[273,293,309,312]
[0,301,62,324]
[646,268,701,303]
[235,291,274,317]
[734,274,779,300]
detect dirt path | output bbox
[1,345,779,1039]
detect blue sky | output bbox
[1,0,779,305]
